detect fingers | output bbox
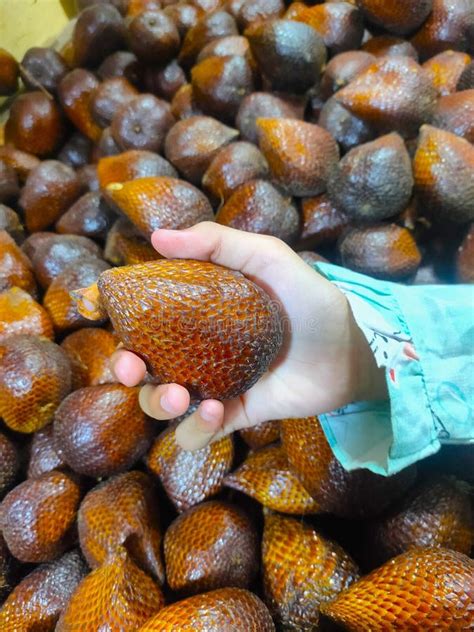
[174,399,225,451]
[139,383,190,420]
[111,349,147,387]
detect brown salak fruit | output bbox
[364,476,473,567]
[335,56,437,138]
[90,77,139,128]
[280,417,417,519]
[20,47,69,94]
[58,69,102,142]
[298,250,329,265]
[0,550,88,632]
[31,234,102,289]
[73,4,126,68]
[225,444,319,514]
[361,35,419,59]
[97,50,141,84]
[0,162,20,203]
[179,10,238,68]
[0,146,40,182]
[320,50,375,100]
[321,547,474,631]
[239,420,280,449]
[128,10,180,64]
[318,97,375,153]
[357,0,433,35]
[104,176,213,239]
[0,204,23,242]
[423,50,471,96]
[262,512,359,629]
[0,335,71,433]
[299,194,349,249]
[164,500,258,595]
[0,471,80,563]
[77,259,283,400]
[44,257,110,332]
[327,133,414,222]
[432,89,474,143]
[163,2,202,39]
[28,425,68,478]
[197,34,251,62]
[191,54,254,123]
[0,48,19,96]
[0,231,37,297]
[4,92,65,157]
[56,547,165,632]
[78,471,164,582]
[105,218,160,265]
[202,141,269,205]
[232,0,284,31]
[164,115,238,184]
[0,432,19,498]
[143,59,187,102]
[285,2,364,55]
[55,191,116,240]
[58,132,93,169]
[96,126,121,158]
[170,83,204,120]
[458,59,474,89]
[339,224,422,280]
[0,287,53,341]
[127,0,163,18]
[97,149,177,188]
[147,426,234,512]
[411,0,474,61]
[457,223,474,283]
[77,163,100,192]
[61,327,118,390]
[137,587,275,631]
[216,179,300,243]
[256,118,339,197]
[413,125,474,224]
[19,160,82,233]
[112,94,175,153]
[54,384,154,478]
[236,91,303,145]
[0,535,12,601]
[246,19,326,94]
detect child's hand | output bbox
[111,222,386,450]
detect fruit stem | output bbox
[71,283,107,321]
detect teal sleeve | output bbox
[315,263,474,476]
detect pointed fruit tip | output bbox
[70,283,107,321]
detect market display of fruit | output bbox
[0,0,473,630]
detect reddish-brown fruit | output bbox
[4,92,64,157]
[411,0,474,61]
[147,426,234,512]
[413,125,474,224]
[98,150,177,189]
[457,59,474,90]
[280,417,417,519]
[0,287,53,341]
[321,548,474,630]
[104,217,160,264]
[31,234,102,289]
[0,146,40,182]
[318,97,375,152]
[0,231,37,297]
[423,50,471,96]
[55,191,116,240]
[78,471,164,582]
[90,77,139,128]
[98,50,141,84]
[137,587,275,631]
[87,259,283,400]
[300,194,349,248]
[54,384,154,478]
[127,0,163,17]
[457,223,474,283]
[104,176,214,239]
[0,335,71,433]
[170,83,203,120]
[96,126,121,158]
[263,512,359,629]
[0,204,23,243]
[58,69,102,142]
[128,10,180,64]
[335,57,437,137]
[0,535,12,601]
[0,162,20,203]
[357,0,433,35]
[236,91,303,145]
[0,471,80,563]
[77,164,100,192]
[285,2,364,55]
[58,132,93,169]
[197,34,252,62]
[164,501,258,595]
[21,231,57,260]
[320,50,375,100]
[164,115,238,184]
[298,250,329,266]
[216,179,299,243]
[257,118,339,197]
[56,547,164,632]
[0,433,19,499]
[27,425,68,479]
[179,10,238,68]
[0,550,88,632]
[20,47,69,94]
[361,35,419,59]
[73,4,126,67]
[0,48,19,96]
[225,444,319,514]
[239,420,280,449]
[163,3,203,39]
[432,89,474,143]
[143,60,187,102]
[61,327,118,390]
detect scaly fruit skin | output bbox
[97,149,178,188]
[56,547,165,632]
[361,34,419,59]
[0,231,37,297]
[413,125,474,224]
[281,417,417,519]
[61,327,118,390]
[0,432,19,498]
[0,146,40,182]
[0,471,81,563]
[0,550,88,632]
[105,218,160,265]
[55,192,117,240]
[78,471,164,582]
[431,90,474,144]
[0,335,71,433]
[0,287,53,341]
[94,259,283,400]
[236,91,303,145]
[27,425,68,479]
[137,587,275,631]
[423,50,471,96]
[104,176,213,239]
[257,118,339,197]
[0,204,23,243]
[224,444,319,514]
[321,547,474,631]
[179,11,238,68]
[300,194,349,248]
[58,69,102,142]
[164,501,258,595]
[239,420,280,449]
[262,512,359,629]
[147,425,233,512]
[320,50,375,100]
[357,0,433,35]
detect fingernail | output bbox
[200,406,218,423]
[160,393,175,414]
